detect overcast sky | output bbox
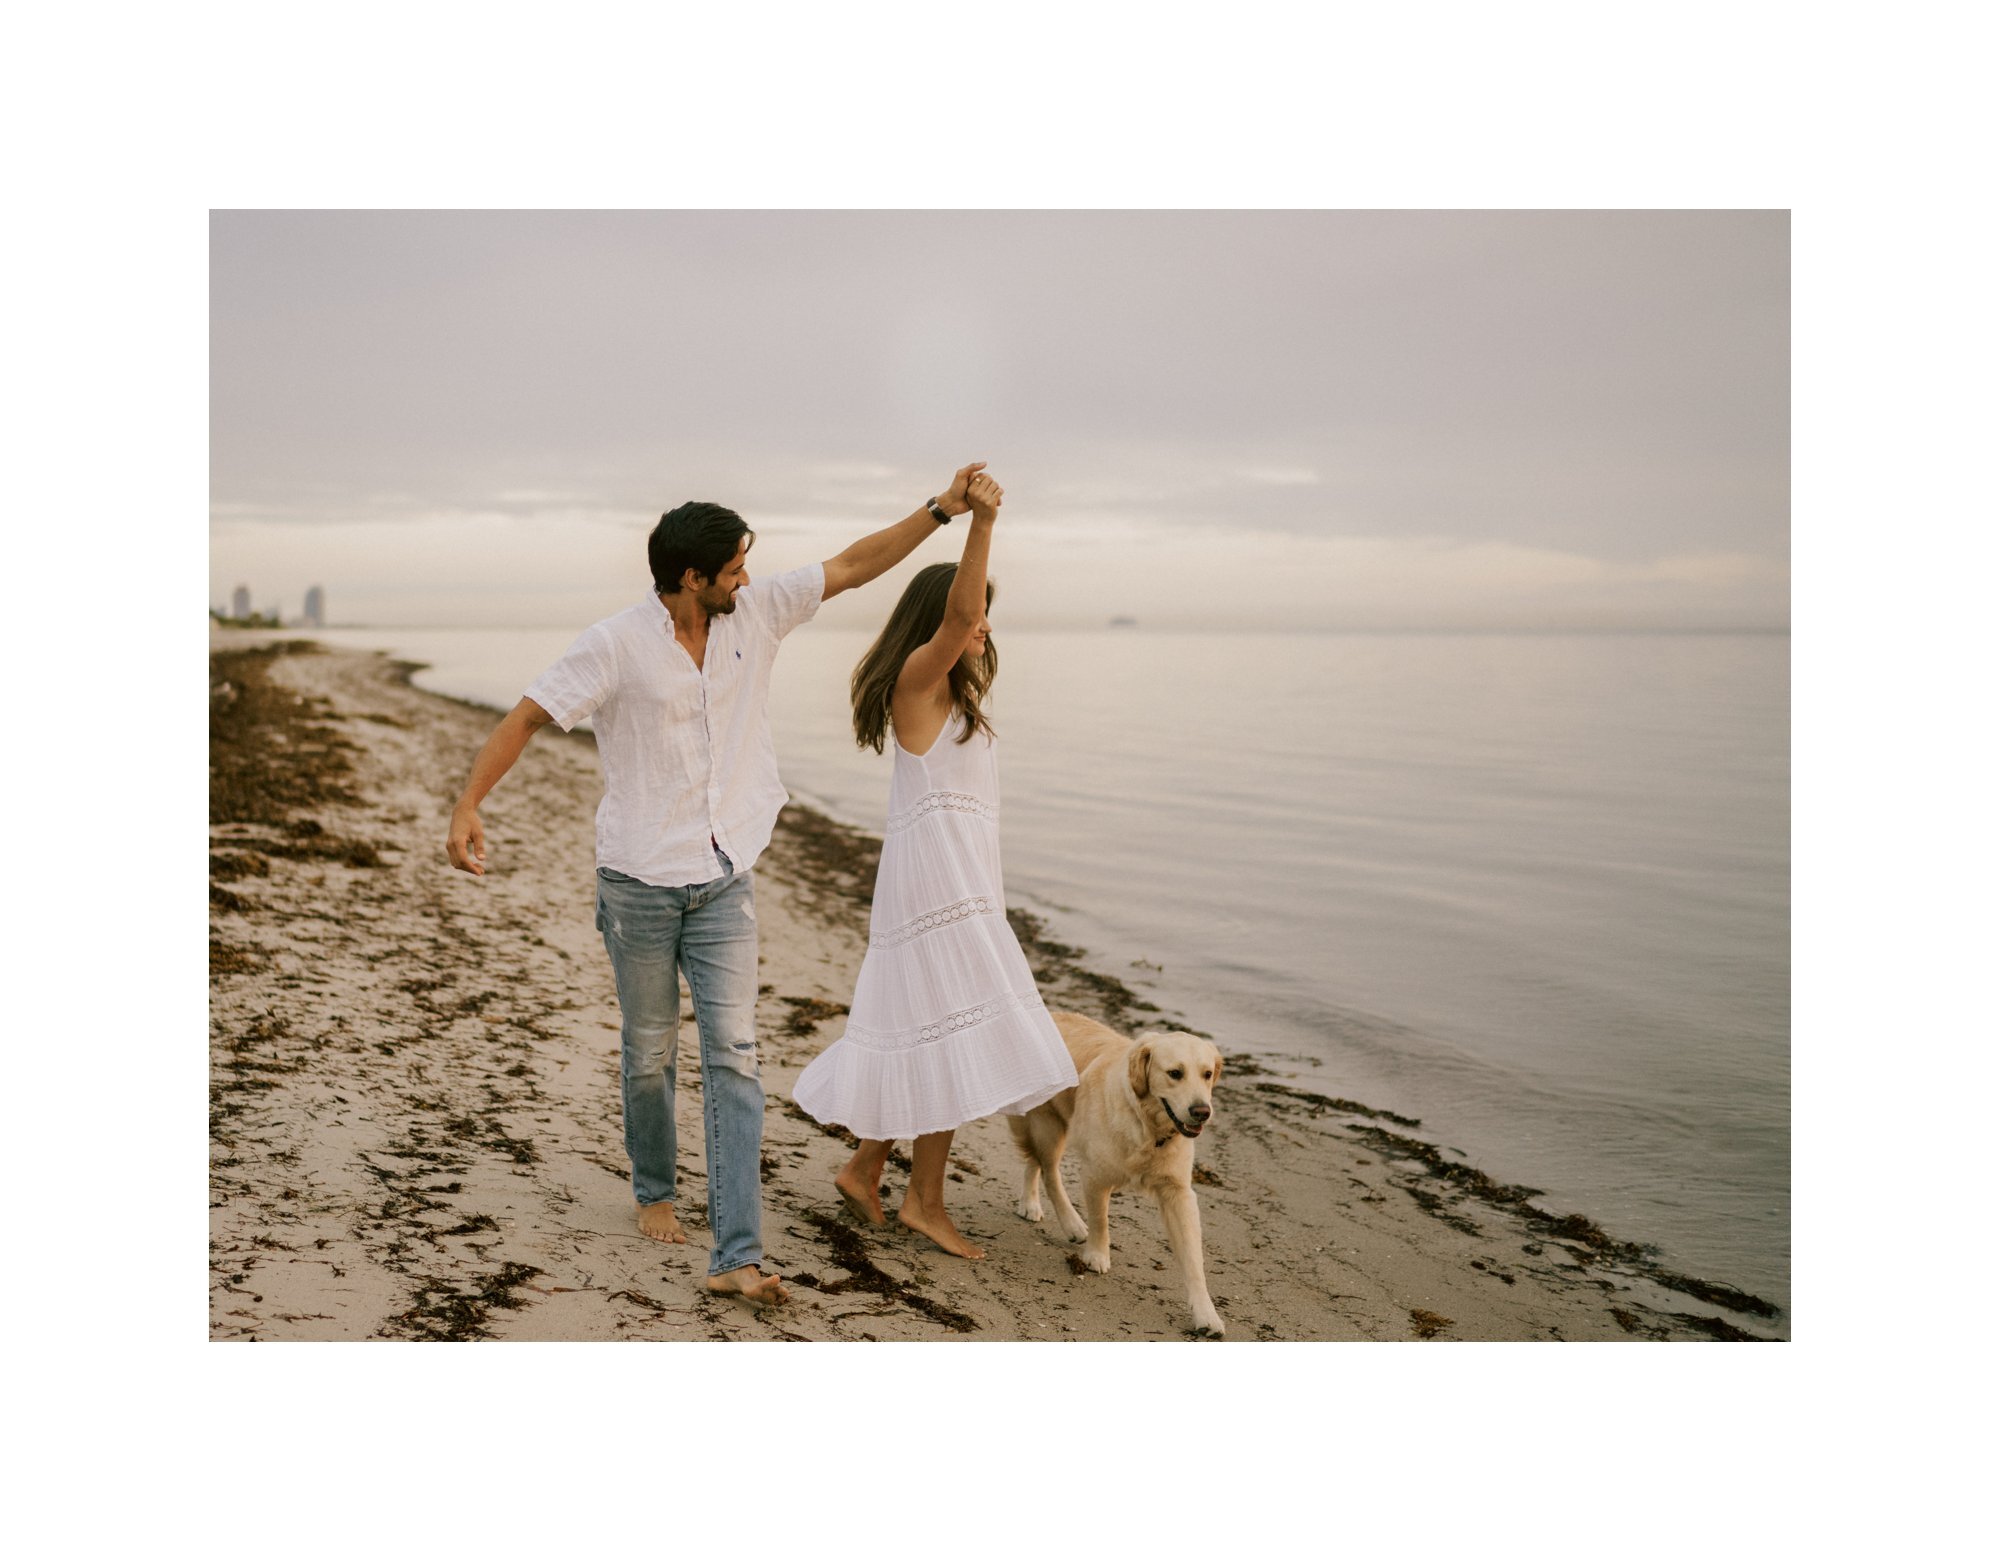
[210,210,1788,629]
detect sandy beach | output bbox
[209,632,1784,1341]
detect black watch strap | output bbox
[926,496,952,524]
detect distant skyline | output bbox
[210,211,1789,630]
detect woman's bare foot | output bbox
[835,1172,887,1225]
[637,1202,687,1244]
[897,1201,987,1260]
[703,1264,789,1305]
[835,1141,891,1225]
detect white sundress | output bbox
[791,710,1078,1140]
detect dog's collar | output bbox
[1159,1097,1202,1145]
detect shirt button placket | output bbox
[702,655,722,855]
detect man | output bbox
[445,461,992,1305]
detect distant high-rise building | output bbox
[303,585,325,628]
[231,585,251,620]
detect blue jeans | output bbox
[594,856,765,1276]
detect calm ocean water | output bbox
[314,622,1790,1308]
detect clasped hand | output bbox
[966,470,1003,521]
[938,460,1004,519]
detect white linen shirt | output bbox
[524,563,824,886]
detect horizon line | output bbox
[225,618,1791,639]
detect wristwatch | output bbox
[925,496,952,524]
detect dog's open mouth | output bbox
[1161,1099,1205,1139]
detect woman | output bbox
[792,470,1076,1258]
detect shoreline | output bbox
[210,633,1786,1340]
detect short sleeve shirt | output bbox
[524,562,824,885]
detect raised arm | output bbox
[893,471,1002,710]
[446,696,555,875]
[821,461,986,600]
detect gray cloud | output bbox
[211,210,1788,622]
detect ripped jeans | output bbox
[595,857,765,1276]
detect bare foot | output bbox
[897,1201,987,1260]
[703,1264,789,1306]
[835,1173,887,1225]
[637,1202,687,1244]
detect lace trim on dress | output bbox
[870,894,998,948]
[840,988,1049,1053]
[884,789,998,834]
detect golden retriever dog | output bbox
[1008,1011,1225,1336]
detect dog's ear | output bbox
[1207,1044,1223,1086]
[1127,1038,1153,1099]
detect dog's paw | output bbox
[1191,1307,1226,1338]
[1059,1214,1089,1243]
[1079,1247,1111,1274]
[1015,1198,1044,1223]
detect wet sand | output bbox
[208,632,1784,1340]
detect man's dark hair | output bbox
[648,501,755,594]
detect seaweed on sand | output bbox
[778,996,850,1039]
[209,643,388,887]
[788,1210,979,1333]
[1345,1125,1544,1209]
[210,642,361,823]
[383,1262,544,1340]
[1255,1083,1421,1129]
[767,805,882,922]
[1008,908,1161,1028]
[1342,1124,1783,1321]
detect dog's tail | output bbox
[1005,1113,1035,1159]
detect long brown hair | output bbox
[851,562,998,753]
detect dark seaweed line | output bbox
[1342,1122,1781,1322]
[790,1210,979,1334]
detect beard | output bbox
[701,587,738,617]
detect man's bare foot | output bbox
[637,1202,687,1244]
[835,1172,887,1225]
[703,1264,789,1306]
[897,1201,987,1260]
